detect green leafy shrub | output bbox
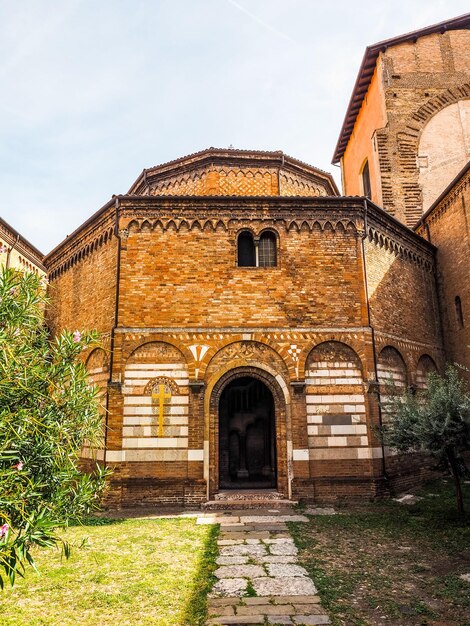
[383,365,470,514]
[0,268,109,587]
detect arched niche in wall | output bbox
[305,341,367,446]
[418,100,470,212]
[377,346,407,420]
[416,354,438,390]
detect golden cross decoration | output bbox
[151,384,172,437]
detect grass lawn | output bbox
[290,479,470,626]
[0,516,218,626]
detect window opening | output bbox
[455,296,464,328]
[258,232,277,267]
[238,231,256,267]
[362,160,371,199]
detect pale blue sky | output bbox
[1,0,469,253]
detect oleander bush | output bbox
[0,268,109,587]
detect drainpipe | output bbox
[361,199,388,481]
[6,234,20,269]
[104,196,122,466]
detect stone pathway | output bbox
[197,508,330,625]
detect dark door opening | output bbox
[219,376,277,489]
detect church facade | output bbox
[43,15,470,507]
[45,150,441,506]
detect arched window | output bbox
[361,160,371,199]
[258,231,277,267]
[237,231,256,267]
[455,296,464,328]
[237,230,278,267]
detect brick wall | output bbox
[417,164,470,377]
[341,29,470,227]
[46,214,117,336]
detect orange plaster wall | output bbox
[342,60,387,203]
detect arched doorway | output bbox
[219,376,277,489]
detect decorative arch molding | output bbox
[121,216,359,235]
[304,340,364,376]
[144,375,180,396]
[297,333,368,377]
[374,332,443,378]
[48,225,115,281]
[366,226,433,271]
[203,340,289,382]
[415,354,438,390]
[205,363,291,499]
[377,345,408,388]
[411,88,470,126]
[85,346,110,371]
[124,338,188,365]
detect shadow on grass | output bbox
[68,516,128,527]
[180,523,220,626]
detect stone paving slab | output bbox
[292,616,331,625]
[251,576,317,597]
[220,544,268,556]
[269,542,298,556]
[255,555,297,564]
[215,565,266,579]
[266,563,309,577]
[207,616,265,624]
[241,515,309,523]
[216,556,250,565]
[204,506,328,626]
[209,578,247,597]
[237,604,294,616]
[272,596,321,604]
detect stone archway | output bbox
[208,366,289,499]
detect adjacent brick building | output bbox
[334,13,470,227]
[0,217,46,276]
[336,13,470,379]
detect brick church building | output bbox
[44,14,470,507]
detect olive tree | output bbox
[383,365,470,514]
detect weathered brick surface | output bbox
[417,164,470,378]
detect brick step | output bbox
[202,501,295,511]
[202,499,296,511]
[215,489,285,501]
